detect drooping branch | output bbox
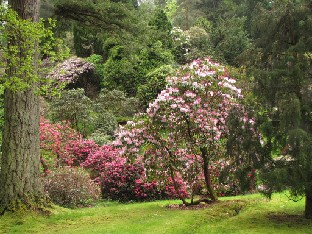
[48,56,94,84]
[54,1,128,30]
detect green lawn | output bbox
[1,193,311,234]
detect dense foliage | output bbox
[244,0,312,218]
[43,167,101,207]
[40,119,182,202]
[115,58,259,204]
[1,0,312,218]
[82,145,168,201]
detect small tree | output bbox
[115,58,255,204]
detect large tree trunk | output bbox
[305,189,312,219]
[0,0,46,214]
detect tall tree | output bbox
[246,0,312,219]
[0,0,47,214]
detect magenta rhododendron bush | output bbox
[40,119,181,201]
[82,145,186,201]
[40,117,99,168]
[115,58,258,204]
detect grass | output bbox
[0,193,312,233]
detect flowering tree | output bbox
[47,56,94,85]
[116,123,192,203]
[115,58,248,204]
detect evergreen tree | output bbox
[246,0,312,219]
[0,0,48,214]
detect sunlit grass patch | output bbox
[0,193,311,234]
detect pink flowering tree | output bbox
[115,58,247,204]
[47,56,94,86]
[115,118,191,203]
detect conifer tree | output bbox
[0,0,48,214]
[246,0,312,219]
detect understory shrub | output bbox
[82,145,183,201]
[100,162,147,202]
[89,128,113,145]
[43,167,100,207]
[82,145,143,201]
[64,139,99,166]
[49,88,96,136]
[40,118,98,168]
[40,117,249,201]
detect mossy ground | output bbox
[0,193,311,234]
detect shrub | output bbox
[93,111,118,137]
[89,128,113,146]
[100,162,145,202]
[134,179,161,201]
[40,118,99,168]
[49,88,96,136]
[40,117,81,167]
[82,145,182,202]
[95,89,140,121]
[64,139,99,166]
[43,167,101,207]
[82,145,140,201]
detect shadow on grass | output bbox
[267,212,312,225]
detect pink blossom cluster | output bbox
[40,117,98,167]
[64,139,99,166]
[82,145,182,201]
[47,56,94,83]
[41,119,179,201]
[114,58,256,202]
[145,58,242,145]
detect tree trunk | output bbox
[185,0,189,30]
[305,189,312,219]
[201,147,217,201]
[167,150,188,205]
[0,0,47,214]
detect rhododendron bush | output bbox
[40,57,261,203]
[115,58,260,204]
[82,145,184,201]
[40,117,99,169]
[40,118,180,201]
[44,167,101,207]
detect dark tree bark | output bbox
[201,147,217,201]
[305,189,312,219]
[0,0,47,214]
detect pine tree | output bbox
[0,0,48,214]
[246,0,312,219]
